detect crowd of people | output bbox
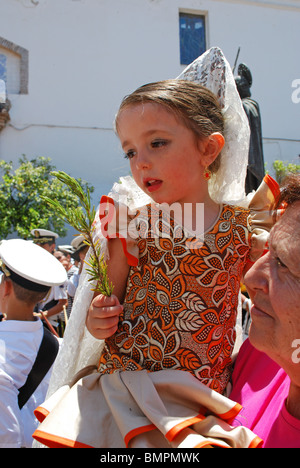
[30,229,89,337]
[0,228,89,447]
[0,47,299,449]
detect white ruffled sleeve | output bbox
[247,175,280,263]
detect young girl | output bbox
[33,48,278,449]
[87,80,243,391]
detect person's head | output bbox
[0,239,67,320]
[235,63,252,99]
[0,273,49,308]
[115,80,225,205]
[71,235,88,270]
[235,76,251,100]
[54,246,73,271]
[31,229,58,254]
[245,173,300,381]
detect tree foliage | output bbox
[0,155,94,239]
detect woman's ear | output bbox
[198,133,225,167]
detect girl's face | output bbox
[117,102,210,207]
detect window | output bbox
[0,53,7,83]
[179,12,206,66]
[0,37,28,94]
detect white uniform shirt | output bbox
[0,319,54,448]
[67,272,80,298]
[37,283,68,325]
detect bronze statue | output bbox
[235,64,265,194]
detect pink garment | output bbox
[230,339,300,448]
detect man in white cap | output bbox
[54,245,78,317]
[31,229,68,335]
[0,239,67,448]
[31,228,58,255]
[67,235,88,306]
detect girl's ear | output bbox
[198,133,225,167]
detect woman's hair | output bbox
[276,173,300,208]
[115,79,225,173]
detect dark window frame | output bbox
[179,12,207,66]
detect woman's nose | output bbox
[245,252,270,295]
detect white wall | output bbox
[0,0,299,240]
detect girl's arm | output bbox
[86,237,130,340]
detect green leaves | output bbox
[43,170,114,296]
[0,156,93,239]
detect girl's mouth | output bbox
[144,179,163,193]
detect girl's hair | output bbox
[115,79,225,173]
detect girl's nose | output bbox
[135,150,151,170]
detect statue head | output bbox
[235,63,252,99]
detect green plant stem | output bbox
[42,170,113,296]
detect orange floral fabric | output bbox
[98,204,251,394]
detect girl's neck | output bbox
[169,196,221,236]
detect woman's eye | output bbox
[124,150,136,160]
[276,256,287,269]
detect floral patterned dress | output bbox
[99,203,251,394]
[33,175,278,449]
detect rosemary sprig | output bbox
[42,171,113,296]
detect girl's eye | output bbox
[124,150,136,160]
[151,139,168,148]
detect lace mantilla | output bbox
[177,47,250,204]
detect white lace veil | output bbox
[46,47,249,397]
[177,47,249,204]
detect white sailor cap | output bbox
[71,235,86,253]
[58,245,75,255]
[31,229,58,245]
[0,239,67,292]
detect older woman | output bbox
[230,174,300,448]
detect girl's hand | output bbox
[86,294,123,340]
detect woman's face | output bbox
[245,203,300,375]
